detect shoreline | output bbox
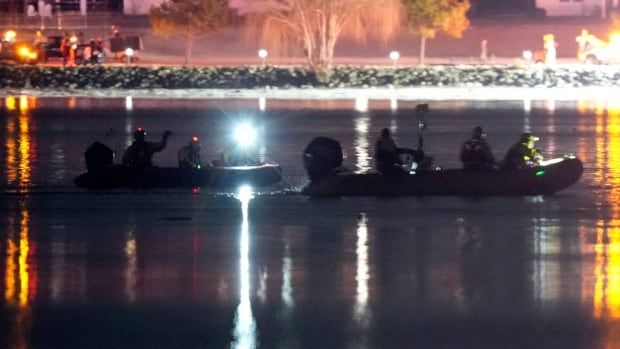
[3,86,619,101]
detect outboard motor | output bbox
[85,142,114,172]
[303,137,343,182]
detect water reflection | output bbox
[593,102,620,320]
[232,186,257,349]
[281,236,294,308]
[354,114,371,174]
[125,96,133,111]
[354,213,370,327]
[258,97,266,112]
[4,96,34,190]
[523,98,531,132]
[125,230,138,303]
[50,235,66,302]
[532,218,561,304]
[5,204,35,349]
[577,100,620,328]
[390,96,398,112]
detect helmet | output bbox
[472,126,484,139]
[134,127,146,141]
[190,136,201,148]
[520,132,539,142]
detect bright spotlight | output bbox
[237,185,254,203]
[234,123,257,148]
[523,50,533,61]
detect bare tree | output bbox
[150,0,231,65]
[231,0,402,74]
[402,0,470,66]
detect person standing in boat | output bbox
[501,132,543,170]
[374,128,417,175]
[122,128,172,168]
[178,136,204,169]
[459,126,496,171]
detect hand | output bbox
[163,130,172,138]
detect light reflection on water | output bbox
[4,204,34,349]
[232,187,257,349]
[6,97,620,347]
[354,114,371,174]
[354,213,371,329]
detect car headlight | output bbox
[17,46,30,57]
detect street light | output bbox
[124,48,134,64]
[258,49,268,66]
[522,50,533,64]
[389,50,400,68]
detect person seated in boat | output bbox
[459,126,496,171]
[374,128,419,175]
[178,136,205,169]
[501,132,543,170]
[122,128,172,168]
[214,147,261,167]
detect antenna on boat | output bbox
[415,104,428,152]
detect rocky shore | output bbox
[1,65,620,90]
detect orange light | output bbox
[18,96,28,112]
[192,136,199,142]
[5,96,16,111]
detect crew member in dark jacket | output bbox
[374,128,418,175]
[178,136,203,169]
[122,128,172,168]
[460,126,496,170]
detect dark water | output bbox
[1,96,620,348]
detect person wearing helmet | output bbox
[122,128,172,168]
[459,126,496,171]
[501,132,543,170]
[178,136,204,169]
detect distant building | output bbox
[123,0,164,15]
[535,0,620,17]
[0,0,123,14]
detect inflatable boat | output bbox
[301,137,583,197]
[74,142,283,189]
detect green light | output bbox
[535,170,545,176]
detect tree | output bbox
[150,0,231,65]
[230,0,401,75]
[403,0,470,66]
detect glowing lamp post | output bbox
[124,48,134,64]
[258,49,268,66]
[389,51,400,68]
[522,50,533,65]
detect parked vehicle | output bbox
[0,40,39,65]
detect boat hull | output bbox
[74,163,283,189]
[303,157,583,197]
